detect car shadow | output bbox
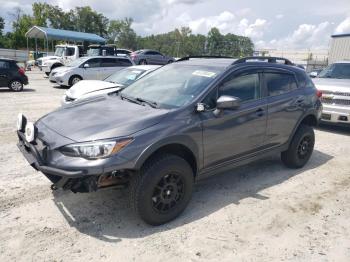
[0,88,36,93]
[317,123,350,135]
[52,149,332,242]
[52,85,69,89]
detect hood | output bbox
[313,78,350,93]
[66,80,121,99]
[52,66,70,74]
[37,96,168,142]
[40,56,61,62]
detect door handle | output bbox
[255,108,264,117]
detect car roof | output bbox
[176,58,236,69]
[0,57,16,62]
[87,56,131,59]
[175,57,305,74]
[333,60,350,64]
[129,65,161,70]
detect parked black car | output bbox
[0,58,28,91]
[17,56,322,225]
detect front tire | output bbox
[9,80,23,92]
[130,154,194,225]
[281,124,315,168]
[69,75,82,86]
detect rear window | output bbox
[0,61,10,69]
[265,73,298,96]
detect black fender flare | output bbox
[133,135,201,172]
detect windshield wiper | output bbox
[136,97,158,108]
[120,93,142,105]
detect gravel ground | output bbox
[0,69,349,262]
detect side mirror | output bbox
[309,71,318,78]
[83,63,90,69]
[216,95,241,110]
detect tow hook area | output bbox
[48,171,130,193]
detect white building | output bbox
[328,33,350,64]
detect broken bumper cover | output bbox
[17,131,100,192]
[17,131,86,178]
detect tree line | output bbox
[0,2,254,58]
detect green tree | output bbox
[0,17,4,35]
[108,18,137,50]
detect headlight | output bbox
[59,138,133,160]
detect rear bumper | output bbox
[321,104,350,124]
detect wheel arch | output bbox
[288,112,318,145]
[68,74,83,86]
[134,139,199,178]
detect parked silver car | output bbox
[313,61,350,125]
[61,65,160,104]
[49,56,134,87]
[130,49,174,65]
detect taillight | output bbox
[130,52,136,59]
[18,67,25,76]
[316,90,322,98]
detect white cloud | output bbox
[259,21,332,50]
[335,17,350,34]
[239,18,268,39]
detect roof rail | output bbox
[233,56,294,65]
[176,55,235,62]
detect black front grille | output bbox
[34,139,48,162]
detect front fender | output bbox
[133,134,201,171]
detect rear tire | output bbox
[8,80,23,92]
[281,124,315,168]
[130,154,194,225]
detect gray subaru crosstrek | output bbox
[17,56,322,225]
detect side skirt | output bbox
[197,144,289,180]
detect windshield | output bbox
[87,48,100,56]
[120,64,221,109]
[105,68,146,86]
[318,63,350,79]
[66,57,90,67]
[54,47,65,57]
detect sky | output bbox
[1,0,350,50]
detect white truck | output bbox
[37,45,85,76]
[313,61,350,125]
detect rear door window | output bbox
[118,59,132,66]
[101,58,118,67]
[85,58,101,68]
[265,73,298,96]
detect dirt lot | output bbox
[0,69,349,261]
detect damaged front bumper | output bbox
[17,131,129,193]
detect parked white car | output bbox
[61,65,160,104]
[313,61,350,125]
[50,56,134,87]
